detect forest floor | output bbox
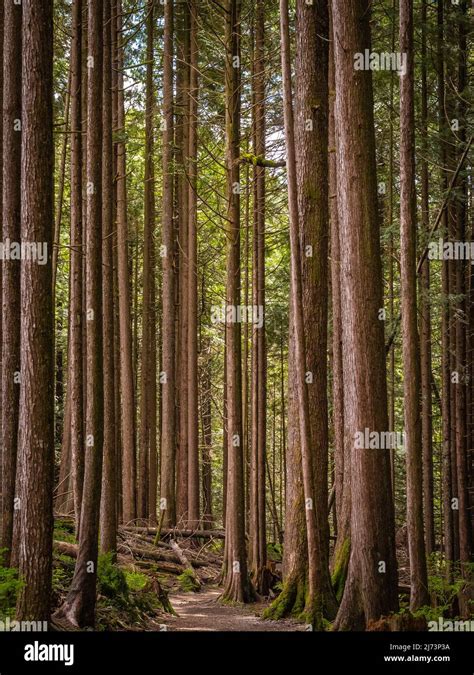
[164,587,305,632]
[51,516,306,631]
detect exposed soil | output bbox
[163,587,306,632]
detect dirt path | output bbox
[163,587,305,632]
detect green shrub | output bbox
[97,552,129,605]
[0,549,23,620]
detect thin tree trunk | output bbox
[116,0,136,524]
[160,0,177,526]
[454,0,471,567]
[420,0,435,557]
[329,10,350,601]
[176,1,189,524]
[138,0,157,524]
[400,0,429,610]
[187,0,200,529]
[69,0,85,535]
[438,0,454,566]
[100,0,117,554]
[1,0,22,564]
[56,0,104,628]
[249,0,268,594]
[222,0,254,604]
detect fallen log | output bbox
[54,540,78,558]
[122,526,225,540]
[170,539,201,590]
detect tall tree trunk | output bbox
[400,0,429,610]
[438,0,454,566]
[69,0,85,535]
[147,0,158,525]
[116,0,136,524]
[56,0,104,627]
[332,0,398,630]
[138,0,157,524]
[222,0,254,604]
[187,0,200,529]
[279,0,336,628]
[175,1,189,524]
[160,0,177,526]
[0,0,3,521]
[249,0,268,594]
[454,0,471,567]
[329,9,350,602]
[1,0,22,565]
[419,0,435,557]
[100,0,117,554]
[16,0,54,621]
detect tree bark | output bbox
[1,0,22,565]
[160,0,177,527]
[56,0,104,628]
[399,0,429,610]
[16,0,55,622]
[100,0,117,554]
[332,0,398,629]
[187,0,200,529]
[419,0,435,557]
[222,0,254,604]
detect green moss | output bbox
[0,549,23,620]
[263,575,306,621]
[177,569,200,593]
[331,537,350,602]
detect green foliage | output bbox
[97,553,129,604]
[267,542,283,562]
[177,569,200,593]
[0,549,23,620]
[424,553,469,615]
[53,520,76,544]
[124,570,149,593]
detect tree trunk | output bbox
[56,0,104,628]
[332,0,398,629]
[329,10,350,602]
[175,0,189,525]
[438,0,454,566]
[116,0,136,524]
[16,0,55,622]
[160,0,177,526]
[249,0,268,594]
[1,0,22,565]
[187,0,200,529]
[222,0,254,604]
[278,0,336,628]
[100,0,117,555]
[419,0,435,557]
[399,0,429,610]
[138,0,157,525]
